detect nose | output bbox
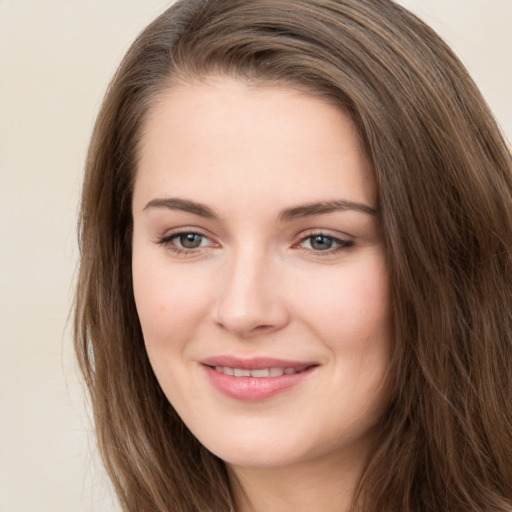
[212,248,290,338]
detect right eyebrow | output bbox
[143,197,217,219]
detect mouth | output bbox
[208,365,312,378]
[200,356,319,401]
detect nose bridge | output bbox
[214,243,288,337]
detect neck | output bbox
[228,450,366,512]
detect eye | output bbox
[306,235,336,251]
[297,233,353,254]
[156,230,216,255]
[176,233,206,249]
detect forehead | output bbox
[134,76,375,212]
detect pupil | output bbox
[311,236,332,250]
[180,233,202,249]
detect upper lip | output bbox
[200,356,318,370]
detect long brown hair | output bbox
[74,1,512,510]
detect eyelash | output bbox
[156,230,215,256]
[156,230,354,257]
[294,232,354,255]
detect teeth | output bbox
[250,368,270,377]
[213,366,301,377]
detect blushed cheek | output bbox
[300,265,389,352]
[132,263,174,346]
[133,262,213,349]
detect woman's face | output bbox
[132,76,390,470]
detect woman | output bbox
[74,0,512,511]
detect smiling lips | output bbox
[201,357,318,401]
[214,365,309,377]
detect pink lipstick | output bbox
[200,356,318,401]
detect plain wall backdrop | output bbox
[0,1,510,511]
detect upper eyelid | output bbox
[156,229,217,249]
[296,234,352,247]
[159,226,214,240]
[293,229,355,252]
[299,235,352,246]
[155,227,353,246]
[295,228,353,241]
[156,231,219,256]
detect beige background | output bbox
[0,1,510,511]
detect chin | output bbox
[191,422,336,470]
[214,444,306,469]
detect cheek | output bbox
[132,255,213,351]
[132,256,216,404]
[291,257,390,348]
[289,255,391,415]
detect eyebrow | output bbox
[143,197,217,218]
[278,199,377,221]
[143,197,377,220]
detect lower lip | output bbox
[202,365,316,401]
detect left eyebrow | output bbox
[278,199,377,222]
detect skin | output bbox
[132,76,390,512]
